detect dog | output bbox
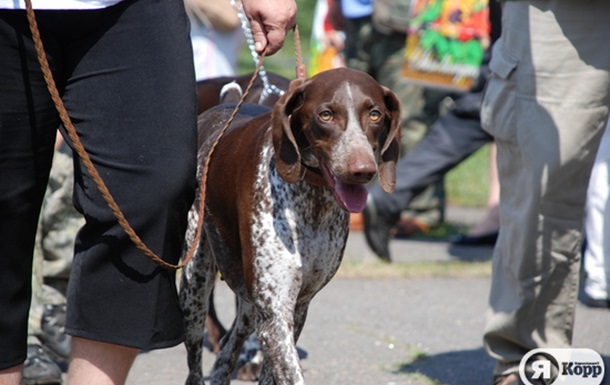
[180,67,401,385]
[196,73,291,362]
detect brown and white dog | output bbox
[196,73,291,364]
[180,68,401,385]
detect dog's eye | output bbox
[319,111,333,121]
[370,110,381,121]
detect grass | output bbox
[445,144,490,207]
[336,259,491,279]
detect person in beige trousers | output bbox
[481,1,610,384]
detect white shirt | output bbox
[0,0,124,10]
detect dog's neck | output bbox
[300,162,327,187]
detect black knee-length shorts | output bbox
[0,0,197,368]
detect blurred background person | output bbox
[184,0,244,81]
[580,122,610,309]
[23,134,82,385]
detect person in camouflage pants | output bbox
[25,137,83,385]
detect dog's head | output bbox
[271,68,401,213]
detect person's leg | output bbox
[342,16,371,74]
[0,367,22,385]
[61,1,196,378]
[481,1,610,380]
[345,17,449,233]
[364,102,493,260]
[0,9,60,384]
[581,121,610,307]
[67,338,138,385]
[23,199,64,385]
[60,0,195,342]
[370,27,450,230]
[23,142,78,385]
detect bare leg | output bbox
[0,365,22,385]
[66,337,138,385]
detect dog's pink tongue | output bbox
[334,181,368,213]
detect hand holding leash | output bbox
[241,0,297,55]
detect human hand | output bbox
[241,0,297,55]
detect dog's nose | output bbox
[348,158,377,182]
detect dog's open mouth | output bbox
[320,162,368,213]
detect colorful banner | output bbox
[401,0,490,92]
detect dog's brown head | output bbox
[271,68,401,213]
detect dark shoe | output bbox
[578,288,610,309]
[362,196,398,263]
[393,217,429,238]
[22,344,62,385]
[451,231,499,246]
[40,304,70,366]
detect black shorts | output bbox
[0,0,197,368]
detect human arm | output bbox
[241,0,297,55]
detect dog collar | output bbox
[301,163,327,188]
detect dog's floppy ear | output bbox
[272,78,308,183]
[377,87,402,193]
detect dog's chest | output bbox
[249,145,349,288]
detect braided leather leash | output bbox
[24,0,306,270]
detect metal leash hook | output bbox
[233,0,307,88]
[233,0,286,102]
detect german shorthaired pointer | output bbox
[196,73,290,362]
[180,67,401,385]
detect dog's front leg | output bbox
[253,265,305,385]
[257,300,310,385]
[257,311,305,385]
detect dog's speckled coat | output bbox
[180,68,401,385]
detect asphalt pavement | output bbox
[125,206,610,385]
